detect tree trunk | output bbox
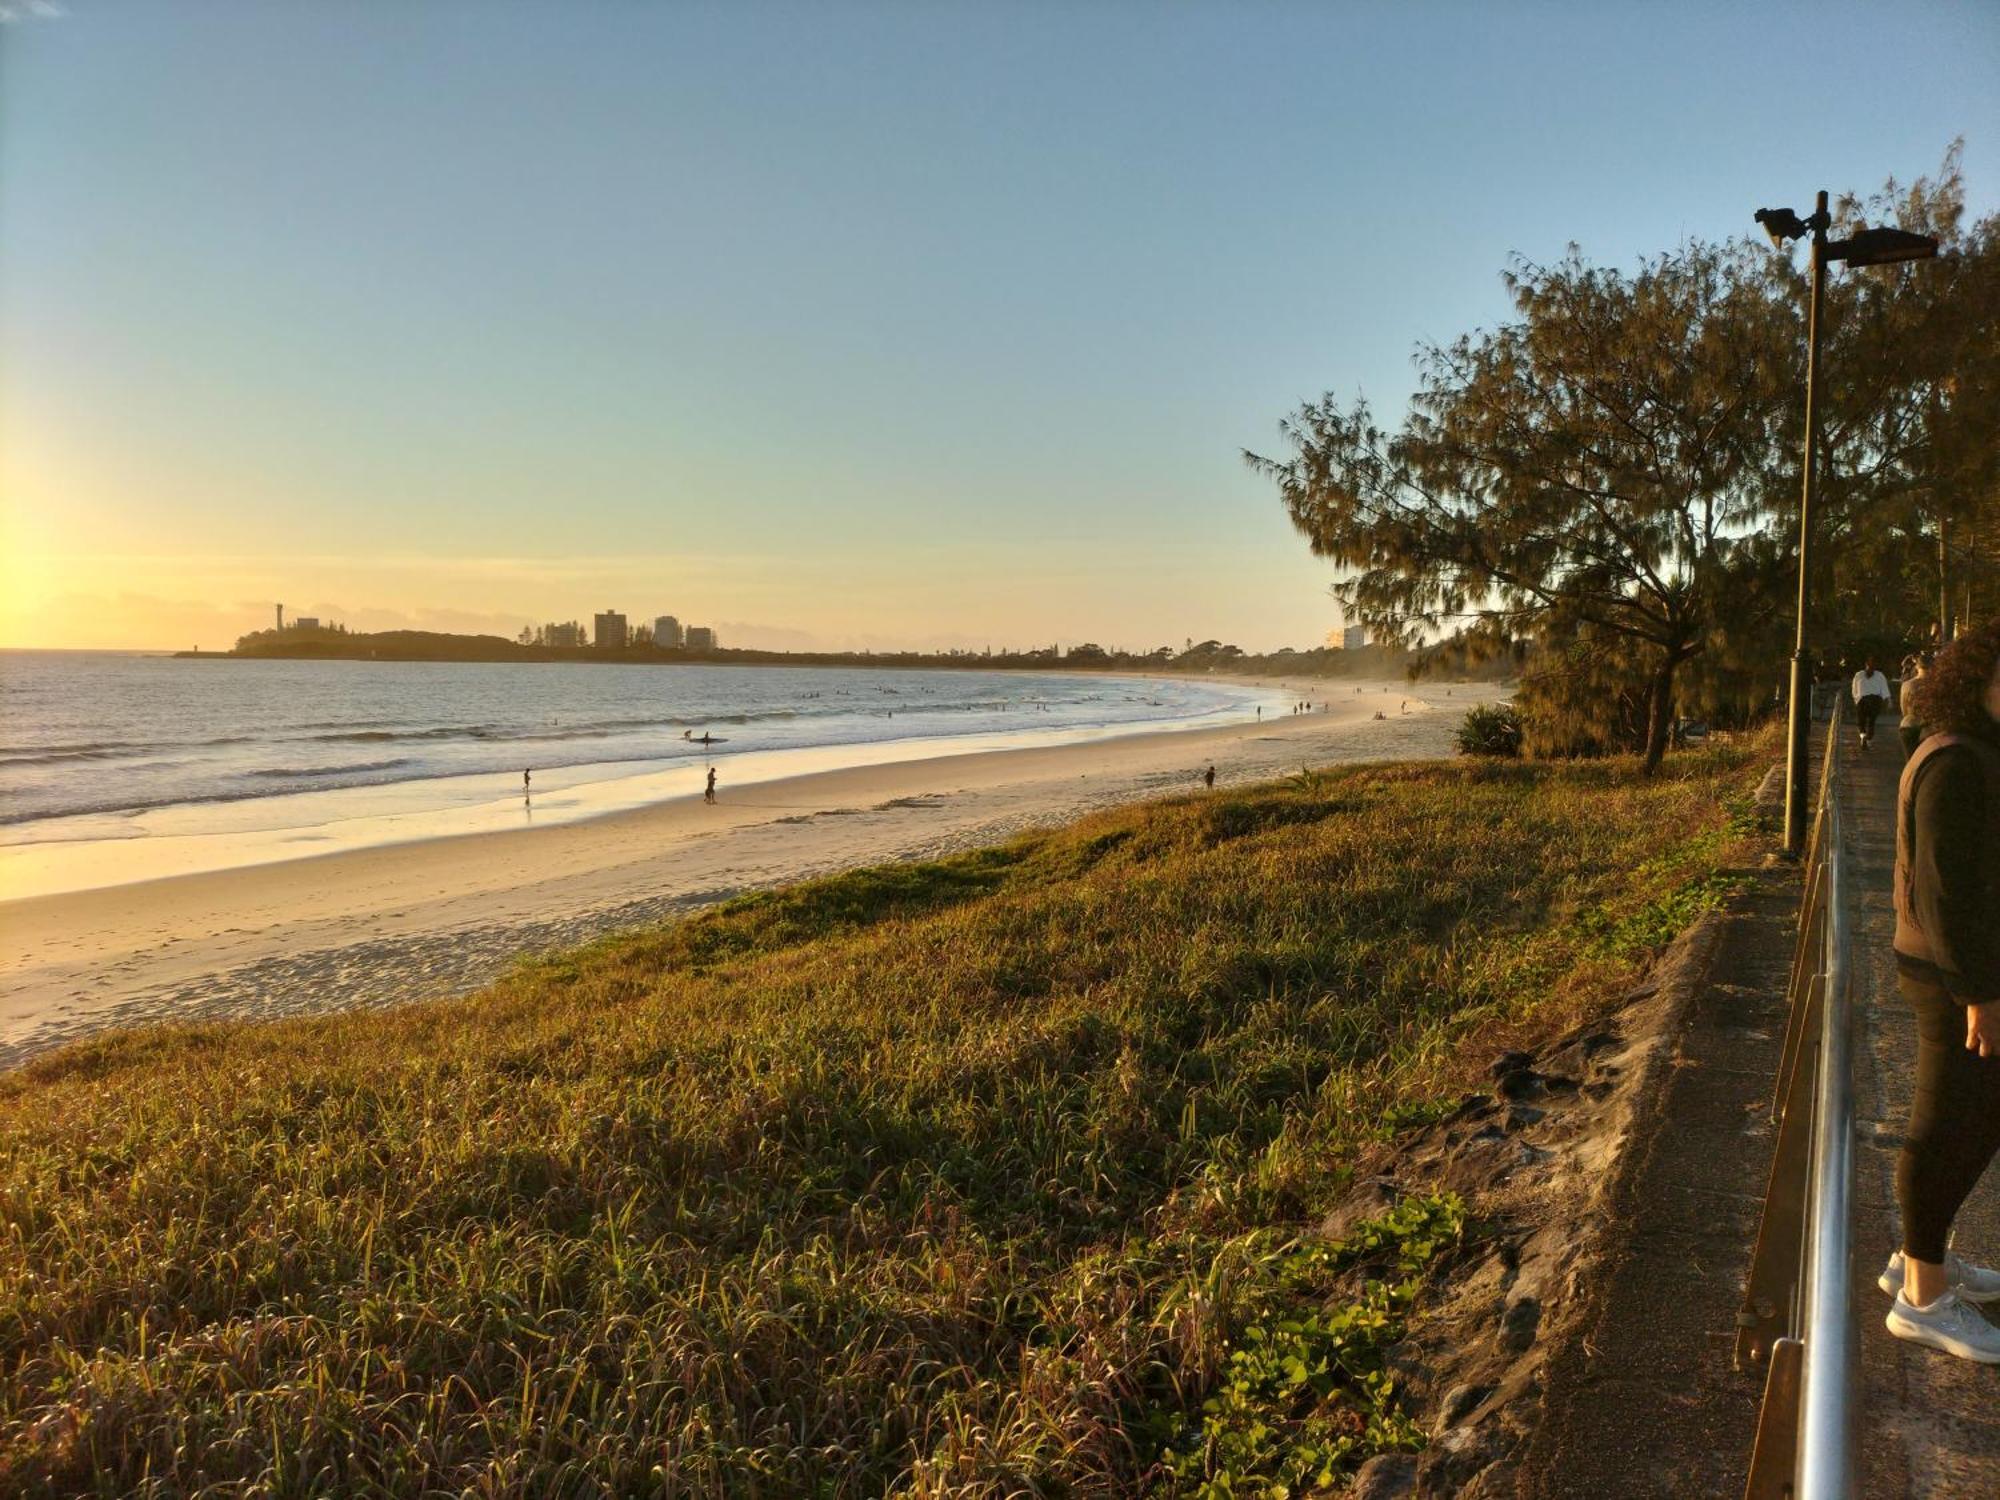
[1940,512,1954,644]
[1641,657,1679,775]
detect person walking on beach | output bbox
[705,766,717,805]
[1883,621,2000,1361]
[1203,765,1216,790]
[523,768,532,797]
[1853,658,1892,748]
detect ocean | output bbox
[0,653,1278,894]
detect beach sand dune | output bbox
[0,680,1499,1070]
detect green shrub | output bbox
[1153,1194,1465,1496]
[1454,701,1524,757]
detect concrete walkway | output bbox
[1849,720,2000,1498]
[1521,863,1795,1497]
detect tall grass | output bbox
[0,749,1765,1496]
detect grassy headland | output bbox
[0,745,1765,1496]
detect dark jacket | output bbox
[1895,731,2000,1004]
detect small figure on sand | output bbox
[705,766,717,804]
[523,768,532,796]
[1204,765,1216,790]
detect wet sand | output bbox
[0,679,1500,1069]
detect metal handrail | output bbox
[1742,699,1856,1499]
[1796,779,1854,1497]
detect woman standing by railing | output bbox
[1884,620,2000,1360]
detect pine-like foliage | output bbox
[1248,241,1792,772]
[1251,148,1999,770]
[1809,145,2000,647]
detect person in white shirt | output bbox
[1853,658,1892,748]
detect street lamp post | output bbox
[1754,193,1939,856]
[1764,192,1830,861]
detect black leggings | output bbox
[1857,694,1887,736]
[1898,973,2000,1264]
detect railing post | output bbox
[1774,917,1826,1123]
[1739,999,1821,1368]
[1745,1337,1804,1500]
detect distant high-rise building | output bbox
[654,615,684,647]
[1341,624,1367,651]
[295,616,321,631]
[594,611,628,649]
[686,625,717,651]
[544,621,584,648]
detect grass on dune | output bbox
[0,746,1768,1497]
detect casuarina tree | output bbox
[1248,240,1793,772]
[1809,149,2000,644]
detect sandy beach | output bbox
[0,678,1500,1069]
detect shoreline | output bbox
[0,667,1286,900]
[0,678,1501,1069]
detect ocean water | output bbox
[0,653,1277,893]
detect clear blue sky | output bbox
[3,0,1995,650]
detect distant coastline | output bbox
[178,627,1468,681]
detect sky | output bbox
[2,1,1996,653]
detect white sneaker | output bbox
[1879,1249,2000,1303]
[1885,1289,2000,1363]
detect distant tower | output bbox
[276,603,285,632]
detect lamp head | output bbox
[1838,225,1941,268]
[1754,207,1811,248]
